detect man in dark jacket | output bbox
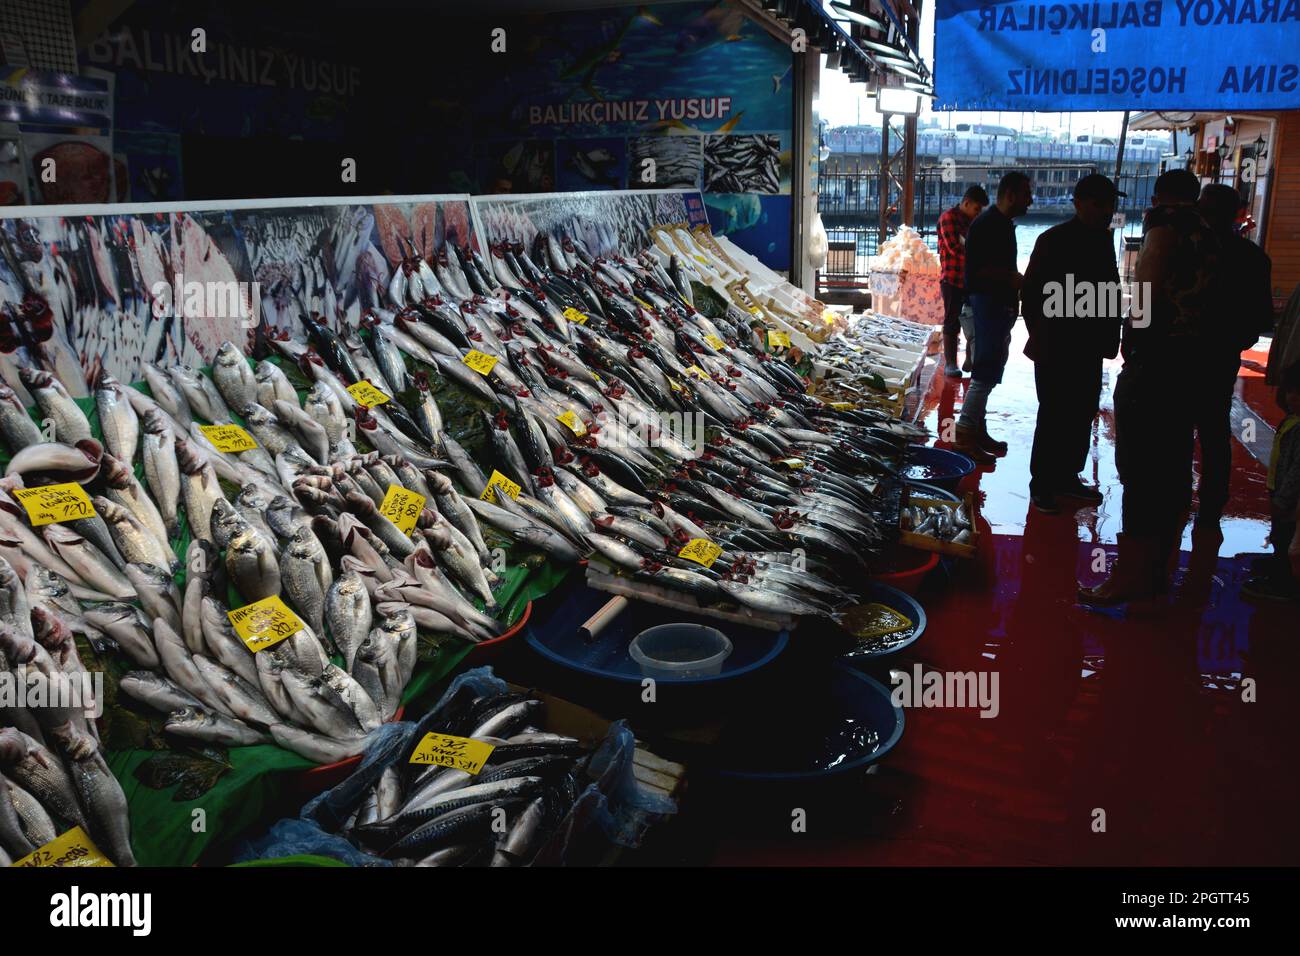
[1022,173,1124,513]
[1192,183,1274,530]
[937,185,989,377]
[954,172,1034,463]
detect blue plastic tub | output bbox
[905,480,960,503]
[525,585,788,686]
[840,581,926,661]
[710,665,905,781]
[903,446,976,491]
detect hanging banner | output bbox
[934,0,1300,111]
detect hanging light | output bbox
[1253,132,1268,159]
[1217,141,1231,159]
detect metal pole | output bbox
[1114,110,1130,180]
[879,113,891,244]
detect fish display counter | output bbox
[1,188,929,867]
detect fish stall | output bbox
[0,185,934,869]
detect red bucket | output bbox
[291,705,406,803]
[873,548,939,596]
[466,600,533,665]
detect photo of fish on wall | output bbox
[0,197,476,394]
[478,141,556,194]
[628,135,702,189]
[475,190,695,260]
[556,139,628,191]
[704,133,789,195]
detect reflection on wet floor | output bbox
[704,328,1298,867]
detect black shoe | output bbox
[1031,492,1060,514]
[1057,479,1103,504]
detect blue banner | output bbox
[934,0,1300,110]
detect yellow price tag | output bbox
[463,350,499,375]
[199,423,258,452]
[830,401,856,411]
[704,334,726,350]
[678,538,723,568]
[685,365,706,379]
[227,595,304,653]
[409,732,496,774]
[667,377,686,394]
[767,329,792,349]
[780,458,806,469]
[747,305,762,315]
[378,484,425,535]
[10,827,113,868]
[12,483,95,527]
[479,469,522,504]
[345,380,390,407]
[556,411,587,436]
[561,307,589,325]
[693,254,710,265]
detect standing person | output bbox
[937,185,989,377]
[1242,363,1300,601]
[1081,169,1223,604]
[1192,183,1274,531]
[1022,173,1125,513]
[954,171,1034,463]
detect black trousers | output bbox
[1029,354,1103,496]
[1191,353,1242,518]
[940,281,965,337]
[1115,363,1196,543]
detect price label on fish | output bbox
[678,537,723,569]
[379,484,424,535]
[199,423,258,452]
[767,329,792,349]
[556,411,587,436]
[10,826,113,868]
[227,595,304,652]
[829,401,856,411]
[685,365,706,380]
[345,380,390,407]
[462,350,499,375]
[779,458,806,469]
[409,732,495,774]
[479,470,522,505]
[12,482,95,527]
[704,334,727,350]
[561,307,589,325]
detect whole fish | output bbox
[82,602,159,669]
[281,525,333,636]
[95,496,174,573]
[99,453,171,554]
[0,728,87,830]
[4,438,103,482]
[270,724,366,765]
[49,722,136,866]
[166,707,268,747]
[227,526,281,602]
[3,775,57,847]
[255,360,298,409]
[169,364,231,423]
[18,368,92,443]
[141,409,181,538]
[325,569,372,672]
[42,524,135,600]
[192,655,281,727]
[124,562,182,635]
[199,595,260,687]
[93,371,139,465]
[142,363,193,430]
[176,439,224,543]
[0,383,42,453]
[212,341,257,411]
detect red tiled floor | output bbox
[706,328,1298,866]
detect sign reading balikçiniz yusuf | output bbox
[933,0,1300,110]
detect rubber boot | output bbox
[1078,533,1161,605]
[978,424,1008,456]
[943,331,962,377]
[953,422,996,464]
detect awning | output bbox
[1129,111,1277,131]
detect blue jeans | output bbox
[958,293,1016,429]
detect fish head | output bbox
[29,605,72,648]
[16,367,54,391]
[50,721,97,760]
[215,341,243,366]
[0,625,36,664]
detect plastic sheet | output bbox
[232,818,393,868]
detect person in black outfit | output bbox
[1022,173,1125,513]
[955,172,1034,463]
[1191,183,1274,530]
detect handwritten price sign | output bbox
[409,732,495,774]
[704,334,726,350]
[199,423,258,452]
[12,483,96,527]
[767,329,792,349]
[462,350,498,375]
[561,307,589,325]
[227,595,304,652]
[379,484,425,535]
[678,537,723,569]
[479,470,522,505]
[345,380,390,407]
[10,827,113,868]
[556,411,587,437]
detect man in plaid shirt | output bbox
[937,186,989,377]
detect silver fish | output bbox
[93,372,139,465]
[270,724,366,765]
[3,775,57,847]
[43,524,135,600]
[141,409,181,538]
[212,341,258,412]
[4,438,103,482]
[281,525,333,637]
[279,665,367,739]
[0,383,41,453]
[82,602,159,669]
[95,496,173,573]
[166,707,268,747]
[176,439,224,543]
[254,360,298,409]
[199,595,260,687]
[142,363,193,430]
[227,526,281,603]
[124,562,182,634]
[18,368,92,444]
[118,670,202,714]
[0,728,87,830]
[192,654,281,727]
[324,570,372,672]
[49,722,136,866]
[169,364,231,423]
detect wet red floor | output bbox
[707,328,1299,866]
